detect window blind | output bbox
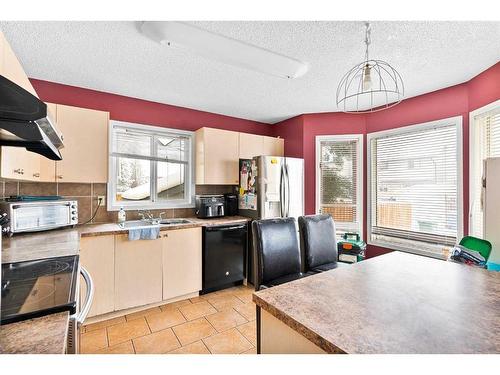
[370,122,459,255]
[111,125,189,165]
[318,138,360,234]
[470,107,500,238]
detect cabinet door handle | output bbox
[14,168,24,175]
[33,173,40,178]
[57,175,63,179]
[163,233,168,238]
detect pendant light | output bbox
[336,22,404,113]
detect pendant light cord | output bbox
[364,22,371,61]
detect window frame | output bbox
[107,120,195,211]
[315,134,364,237]
[367,116,463,260]
[468,99,500,237]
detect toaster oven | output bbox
[0,200,78,234]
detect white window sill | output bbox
[108,202,195,211]
[368,239,449,261]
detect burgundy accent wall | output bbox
[272,115,305,158]
[467,62,500,111]
[30,79,274,136]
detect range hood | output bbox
[0,75,64,160]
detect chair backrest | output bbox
[252,217,301,290]
[298,214,338,270]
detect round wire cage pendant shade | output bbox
[336,23,404,113]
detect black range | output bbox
[1,255,79,324]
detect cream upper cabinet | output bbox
[0,31,38,97]
[263,136,284,156]
[55,104,109,183]
[80,235,115,318]
[0,146,40,181]
[0,33,60,182]
[239,132,264,159]
[196,127,239,185]
[114,235,163,311]
[162,227,202,300]
[0,32,41,181]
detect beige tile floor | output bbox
[80,285,257,354]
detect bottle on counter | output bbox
[118,207,126,223]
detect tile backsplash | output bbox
[0,181,237,224]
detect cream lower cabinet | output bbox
[162,227,202,300]
[79,235,115,318]
[114,235,163,311]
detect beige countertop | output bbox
[253,252,500,354]
[0,312,69,354]
[0,215,250,354]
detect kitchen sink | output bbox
[118,218,192,229]
[117,220,159,229]
[158,218,192,225]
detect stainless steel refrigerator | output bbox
[239,156,304,285]
[239,156,304,220]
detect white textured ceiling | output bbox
[0,21,499,123]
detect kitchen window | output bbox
[316,134,363,236]
[367,116,463,259]
[469,100,500,238]
[107,121,195,210]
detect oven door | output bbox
[67,266,94,354]
[11,201,77,233]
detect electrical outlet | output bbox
[97,195,106,205]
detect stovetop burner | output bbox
[1,255,79,324]
[5,259,71,281]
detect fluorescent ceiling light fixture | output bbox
[140,21,308,79]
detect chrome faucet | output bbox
[137,210,145,220]
[137,210,152,220]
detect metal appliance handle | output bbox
[77,266,94,325]
[279,163,285,217]
[207,225,246,231]
[12,201,72,209]
[285,163,291,217]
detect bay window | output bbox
[469,100,500,238]
[316,134,363,236]
[368,116,463,258]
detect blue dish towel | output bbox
[128,226,160,241]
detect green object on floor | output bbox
[459,236,492,262]
[338,233,366,263]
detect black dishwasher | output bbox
[202,223,247,294]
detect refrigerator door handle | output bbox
[285,163,291,217]
[279,163,285,217]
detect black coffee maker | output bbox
[195,195,225,218]
[224,193,238,216]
